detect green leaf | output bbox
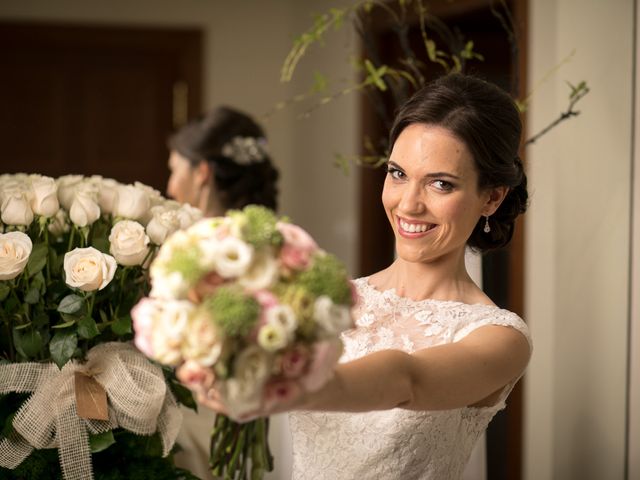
[111,314,132,336]
[77,316,99,339]
[169,380,197,411]
[89,430,115,453]
[26,242,48,278]
[91,236,110,254]
[24,287,40,304]
[0,283,10,302]
[12,328,43,359]
[57,294,84,314]
[49,330,78,368]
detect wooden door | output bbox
[0,22,202,193]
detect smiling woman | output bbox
[182,73,531,480]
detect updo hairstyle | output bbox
[168,106,279,211]
[389,73,528,251]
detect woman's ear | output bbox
[194,160,212,187]
[482,186,510,216]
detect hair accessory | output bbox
[483,215,491,233]
[221,136,268,165]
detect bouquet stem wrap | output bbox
[0,342,182,480]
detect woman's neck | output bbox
[369,249,485,304]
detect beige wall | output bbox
[525,1,634,479]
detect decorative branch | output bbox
[524,81,590,146]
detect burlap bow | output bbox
[0,342,182,480]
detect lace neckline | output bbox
[358,276,503,311]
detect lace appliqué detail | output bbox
[289,277,531,480]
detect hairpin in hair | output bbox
[221,136,269,165]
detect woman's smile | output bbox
[396,216,437,238]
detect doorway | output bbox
[0,22,202,193]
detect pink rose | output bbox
[263,379,302,411]
[301,339,344,392]
[279,346,309,379]
[177,360,216,391]
[131,298,157,357]
[277,222,318,271]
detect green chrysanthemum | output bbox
[296,253,352,305]
[277,284,315,338]
[229,205,283,248]
[204,286,260,337]
[164,246,205,284]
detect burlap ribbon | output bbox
[0,342,182,480]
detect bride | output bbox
[185,73,532,479]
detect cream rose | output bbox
[221,345,272,417]
[97,177,120,214]
[108,220,151,266]
[56,174,84,210]
[113,184,150,222]
[64,247,117,291]
[182,310,223,366]
[1,192,34,226]
[176,203,203,229]
[69,183,101,227]
[146,207,180,245]
[0,232,33,280]
[48,208,71,237]
[313,295,353,336]
[29,175,59,217]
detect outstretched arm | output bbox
[189,324,530,418]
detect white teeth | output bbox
[400,220,429,233]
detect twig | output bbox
[524,84,590,146]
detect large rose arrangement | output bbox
[0,173,202,480]
[132,205,355,480]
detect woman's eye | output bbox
[432,180,454,192]
[387,166,405,180]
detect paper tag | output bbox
[74,372,109,421]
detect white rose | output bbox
[221,345,272,417]
[113,184,150,221]
[108,220,150,266]
[0,232,33,280]
[150,299,193,366]
[213,236,253,278]
[64,247,117,291]
[183,310,223,366]
[56,175,84,210]
[146,207,180,245]
[149,271,189,300]
[0,176,29,205]
[1,192,34,226]
[313,295,353,336]
[29,175,59,217]
[176,203,203,229]
[257,322,288,352]
[97,177,120,214]
[69,183,101,227]
[238,249,279,291]
[48,208,71,237]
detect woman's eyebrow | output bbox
[388,161,461,180]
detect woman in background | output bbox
[166,106,279,479]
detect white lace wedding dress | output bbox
[289,277,532,480]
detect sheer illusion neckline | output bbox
[358,276,503,311]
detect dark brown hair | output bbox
[169,106,279,211]
[389,73,528,251]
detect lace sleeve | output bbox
[452,309,532,352]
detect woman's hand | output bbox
[176,361,308,422]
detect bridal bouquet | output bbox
[0,173,202,480]
[132,205,355,479]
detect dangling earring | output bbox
[483,215,491,233]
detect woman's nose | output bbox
[398,182,425,214]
